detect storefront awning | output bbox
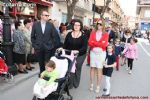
[28,0,53,6]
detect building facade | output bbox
[95,0,124,27]
[0,0,53,19]
[51,0,96,26]
[137,0,150,30]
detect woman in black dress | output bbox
[63,19,88,88]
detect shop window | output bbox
[144,10,150,17]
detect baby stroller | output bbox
[32,49,78,100]
[0,51,13,81]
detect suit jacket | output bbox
[107,30,116,42]
[31,21,61,51]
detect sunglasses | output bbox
[97,23,102,26]
[43,15,49,17]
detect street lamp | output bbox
[1,0,16,75]
[92,0,96,25]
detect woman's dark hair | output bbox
[72,19,83,31]
[60,23,64,26]
[125,29,131,34]
[15,20,21,30]
[23,19,32,25]
[61,26,66,33]
[131,38,138,43]
[107,44,115,54]
[65,22,69,26]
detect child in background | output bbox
[122,38,138,74]
[114,38,122,71]
[33,60,58,99]
[103,44,116,96]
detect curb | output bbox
[0,69,39,93]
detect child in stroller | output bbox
[33,60,59,99]
[33,49,78,100]
[0,51,13,81]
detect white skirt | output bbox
[90,47,106,69]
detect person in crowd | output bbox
[132,29,137,37]
[13,20,27,73]
[53,20,60,33]
[114,38,122,71]
[63,19,88,88]
[83,25,92,66]
[122,38,138,74]
[59,22,65,33]
[23,18,34,70]
[106,26,116,43]
[102,44,116,96]
[83,25,91,40]
[60,25,67,43]
[53,20,62,46]
[48,19,54,24]
[66,19,75,32]
[120,28,125,39]
[120,29,133,66]
[88,19,109,93]
[0,19,3,42]
[114,28,121,39]
[146,30,150,42]
[31,10,61,74]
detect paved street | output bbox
[0,38,150,100]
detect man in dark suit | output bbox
[106,26,116,43]
[31,11,61,74]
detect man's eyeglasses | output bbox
[43,15,49,17]
[97,23,102,26]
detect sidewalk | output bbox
[0,63,39,92]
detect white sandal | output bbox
[89,84,94,91]
[95,86,100,93]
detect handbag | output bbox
[27,54,38,63]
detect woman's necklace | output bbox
[72,31,81,38]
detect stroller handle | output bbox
[56,48,79,57]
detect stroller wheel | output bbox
[58,95,64,100]
[67,95,72,100]
[32,96,37,100]
[7,73,14,82]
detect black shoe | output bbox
[102,94,110,96]
[103,88,107,92]
[24,70,28,74]
[18,70,28,74]
[18,70,25,73]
